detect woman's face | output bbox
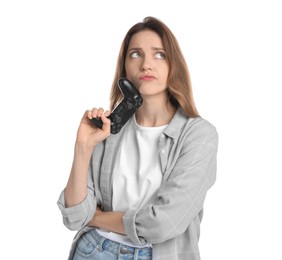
[125,29,169,98]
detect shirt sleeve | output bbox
[123,119,218,245]
[57,142,106,231]
[57,167,97,231]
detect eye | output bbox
[129,51,142,59]
[155,52,166,59]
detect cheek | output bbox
[162,63,170,75]
[160,65,169,81]
[125,62,139,78]
[125,61,133,76]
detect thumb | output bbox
[100,111,111,131]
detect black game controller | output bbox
[90,78,143,134]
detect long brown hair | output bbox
[110,16,200,117]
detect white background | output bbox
[1,0,281,259]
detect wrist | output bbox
[90,210,126,235]
[72,140,93,159]
[74,141,95,155]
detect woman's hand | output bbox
[88,206,126,235]
[76,108,111,147]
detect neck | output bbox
[135,95,176,127]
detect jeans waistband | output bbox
[89,229,152,257]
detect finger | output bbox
[86,108,97,119]
[86,109,92,119]
[104,110,111,117]
[97,108,104,117]
[90,108,98,118]
[100,113,111,130]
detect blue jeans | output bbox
[73,229,152,260]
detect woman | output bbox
[58,16,218,260]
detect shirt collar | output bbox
[163,108,190,139]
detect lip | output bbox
[139,75,156,81]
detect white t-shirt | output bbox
[97,115,167,247]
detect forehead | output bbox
[128,29,164,48]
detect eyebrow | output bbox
[128,47,165,52]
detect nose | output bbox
[141,65,151,71]
[140,56,152,72]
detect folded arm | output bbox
[87,207,126,235]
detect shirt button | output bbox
[161,149,165,154]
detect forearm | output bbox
[88,208,126,235]
[64,143,94,207]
